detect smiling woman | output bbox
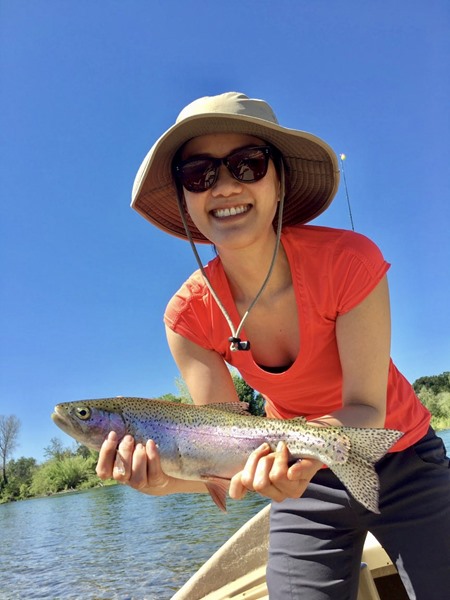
[95,92,450,600]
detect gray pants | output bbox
[267,428,450,600]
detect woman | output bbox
[96,92,450,599]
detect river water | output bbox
[2,429,449,600]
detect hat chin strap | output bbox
[176,163,286,353]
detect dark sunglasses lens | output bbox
[179,159,217,192]
[227,148,269,182]
[177,146,271,192]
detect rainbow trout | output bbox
[51,397,403,513]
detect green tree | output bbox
[175,376,194,404]
[413,371,450,430]
[159,393,184,403]
[413,372,450,395]
[0,415,21,486]
[44,437,70,461]
[0,456,37,502]
[75,443,97,460]
[231,372,265,416]
[30,454,97,496]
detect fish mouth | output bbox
[51,405,65,425]
[51,405,77,434]
[51,404,91,440]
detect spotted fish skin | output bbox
[51,397,403,513]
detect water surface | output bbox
[1,485,267,599]
[2,429,449,600]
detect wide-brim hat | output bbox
[131,92,340,243]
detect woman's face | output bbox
[180,133,281,251]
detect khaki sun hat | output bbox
[131,92,340,243]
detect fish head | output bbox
[51,400,127,450]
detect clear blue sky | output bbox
[1,1,449,462]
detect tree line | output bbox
[1,371,448,504]
[412,371,450,431]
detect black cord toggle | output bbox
[228,336,251,352]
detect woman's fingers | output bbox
[253,441,300,501]
[287,457,322,482]
[145,440,170,489]
[229,443,271,500]
[230,442,324,503]
[96,431,120,480]
[95,433,171,491]
[113,434,135,482]
[127,443,149,490]
[240,443,272,490]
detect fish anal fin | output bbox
[202,477,230,512]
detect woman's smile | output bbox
[211,204,252,219]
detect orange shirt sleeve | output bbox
[330,231,390,315]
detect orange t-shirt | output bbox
[164,225,430,452]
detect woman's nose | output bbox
[211,164,242,196]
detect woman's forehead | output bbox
[181,133,266,158]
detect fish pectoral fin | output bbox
[201,477,230,512]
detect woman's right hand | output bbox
[96,431,171,493]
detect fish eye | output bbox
[75,407,91,420]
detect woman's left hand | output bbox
[229,441,323,503]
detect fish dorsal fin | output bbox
[202,402,251,416]
[290,416,307,424]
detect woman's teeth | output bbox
[213,205,250,218]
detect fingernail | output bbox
[114,461,125,475]
[276,441,285,452]
[114,453,125,475]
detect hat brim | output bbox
[131,113,340,243]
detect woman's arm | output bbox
[311,274,391,428]
[165,325,241,406]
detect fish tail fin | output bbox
[342,426,403,464]
[329,427,403,513]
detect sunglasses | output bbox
[173,145,273,193]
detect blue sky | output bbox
[1,1,449,462]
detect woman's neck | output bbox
[217,232,291,307]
